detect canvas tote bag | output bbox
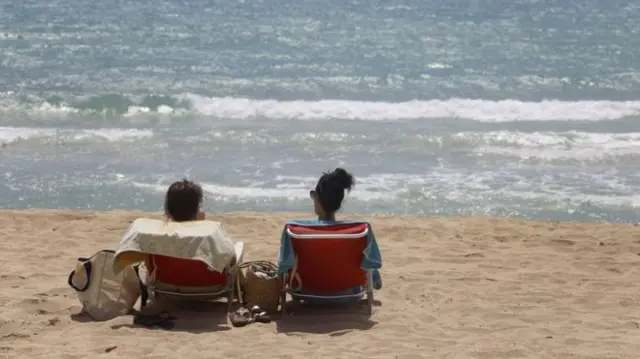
[67,250,141,321]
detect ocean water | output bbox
[1,0,640,222]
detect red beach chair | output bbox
[144,242,244,311]
[280,222,374,314]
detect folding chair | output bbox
[280,222,374,315]
[142,242,244,311]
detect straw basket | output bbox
[238,261,280,314]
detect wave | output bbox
[455,131,640,160]
[129,171,640,209]
[2,92,640,122]
[0,126,152,145]
[132,175,400,202]
[4,125,640,163]
[182,129,640,161]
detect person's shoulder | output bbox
[285,219,320,225]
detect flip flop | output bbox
[229,307,252,327]
[250,305,272,324]
[253,312,272,323]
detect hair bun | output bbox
[330,167,355,192]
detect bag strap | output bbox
[67,259,92,292]
[133,264,149,308]
[67,250,117,292]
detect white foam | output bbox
[500,190,640,209]
[191,129,640,161]
[466,131,640,160]
[123,106,151,117]
[0,126,153,145]
[427,62,452,69]
[182,94,640,122]
[0,127,50,143]
[130,170,640,209]
[4,93,640,122]
[121,105,182,117]
[72,128,153,142]
[27,102,79,114]
[469,131,640,148]
[132,175,403,203]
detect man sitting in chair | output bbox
[164,179,206,223]
[114,178,243,314]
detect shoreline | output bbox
[0,208,635,227]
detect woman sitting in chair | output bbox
[278,168,382,309]
[310,168,381,288]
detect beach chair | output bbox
[280,222,375,315]
[113,218,244,313]
[142,242,244,311]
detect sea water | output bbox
[1,0,639,222]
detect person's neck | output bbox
[317,214,335,221]
[166,216,198,222]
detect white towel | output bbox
[113,218,236,274]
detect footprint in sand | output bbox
[47,317,61,326]
[20,296,68,315]
[0,322,31,340]
[36,288,69,297]
[550,239,575,246]
[0,274,26,280]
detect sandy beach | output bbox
[1,210,640,358]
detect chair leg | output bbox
[280,291,287,316]
[226,287,235,313]
[228,268,240,312]
[366,291,374,315]
[366,271,374,315]
[279,276,287,316]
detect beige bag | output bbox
[238,261,281,314]
[68,250,141,321]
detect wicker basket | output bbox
[238,261,281,314]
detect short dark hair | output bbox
[164,179,203,222]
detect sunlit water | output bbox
[1,0,640,222]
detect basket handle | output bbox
[68,259,92,292]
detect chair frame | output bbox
[142,242,245,313]
[280,225,374,315]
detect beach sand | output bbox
[1,210,640,358]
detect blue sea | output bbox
[1,0,639,222]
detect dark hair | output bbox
[164,179,203,222]
[315,167,355,215]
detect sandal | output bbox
[133,312,176,330]
[253,313,272,323]
[229,307,252,327]
[250,305,272,324]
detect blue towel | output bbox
[277,219,383,292]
